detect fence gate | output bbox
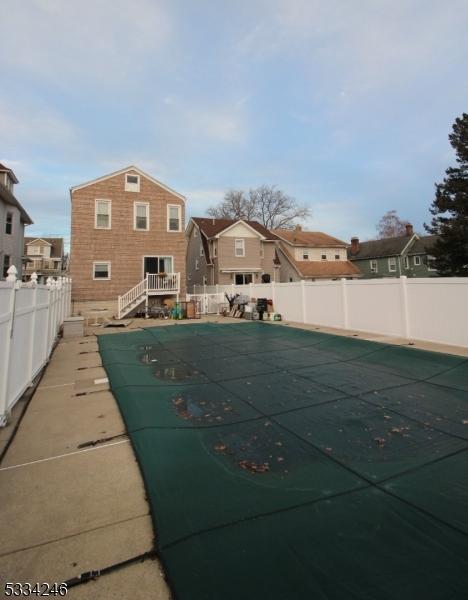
[187,293,225,315]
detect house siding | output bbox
[0,201,24,279]
[186,228,210,291]
[70,170,186,302]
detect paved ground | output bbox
[1,314,466,598]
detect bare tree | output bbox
[207,185,310,229]
[207,190,256,220]
[376,210,409,238]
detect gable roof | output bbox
[274,228,347,247]
[70,165,186,202]
[24,237,64,258]
[407,235,439,255]
[348,234,416,260]
[0,163,19,184]
[0,182,33,225]
[192,217,278,240]
[278,246,361,279]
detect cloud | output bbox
[0,0,173,89]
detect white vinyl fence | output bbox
[0,268,72,425]
[193,277,468,348]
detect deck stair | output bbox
[118,273,180,319]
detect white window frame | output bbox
[93,261,111,280]
[303,251,309,260]
[427,255,437,272]
[134,202,149,231]
[194,228,198,237]
[370,260,378,273]
[404,256,409,269]
[213,242,217,257]
[167,204,182,232]
[414,255,421,266]
[388,257,397,272]
[235,239,245,257]
[95,199,111,229]
[125,173,140,192]
[195,259,199,270]
[200,244,204,256]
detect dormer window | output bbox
[302,251,309,260]
[125,173,140,192]
[321,253,327,260]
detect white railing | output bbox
[118,278,148,319]
[219,277,468,348]
[148,272,180,292]
[118,273,181,318]
[0,268,72,425]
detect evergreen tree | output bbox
[425,113,468,275]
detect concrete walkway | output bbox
[0,331,170,598]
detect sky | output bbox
[1,0,468,248]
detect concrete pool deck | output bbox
[1,314,467,597]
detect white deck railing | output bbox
[118,273,180,319]
[148,273,180,292]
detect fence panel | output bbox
[303,281,345,329]
[0,274,72,425]
[346,279,404,337]
[406,279,468,346]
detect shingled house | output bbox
[348,225,439,278]
[274,226,361,281]
[186,218,280,290]
[0,163,33,280]
[24,237,65,282]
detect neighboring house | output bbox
[274,226,361,281]
[0,163,33,280]
[23,237,65,282]
[348,225,439,278]
[404,234,439,277]
[186,218,280,290]
[70,166,186,318]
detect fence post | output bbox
[301,280,307,323]
[26,273,38,386]
[0,267,18,425]
[341,278,349,330]
[399,276,410,339]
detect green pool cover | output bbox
[98,322,468,600]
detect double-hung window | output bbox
[370,260,378,273]
[388,257,397,272]
[5,212,12,235]
[303,251,309,260]
[95,200,111,229]
[427,255,437,272]
[134,202,149,230]
[414,256,421,266]
[235,239,245,257]
[168,205,181,231]
[93,262,111,280]
[3,255,10,278]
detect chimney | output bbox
[295,224,302,232]
[350,237,359,255]
[405,223,413,237]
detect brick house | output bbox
[274,226,361,281]
[70,166,186,318]
[186,217,280,291]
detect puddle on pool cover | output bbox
[154,366,201,382]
